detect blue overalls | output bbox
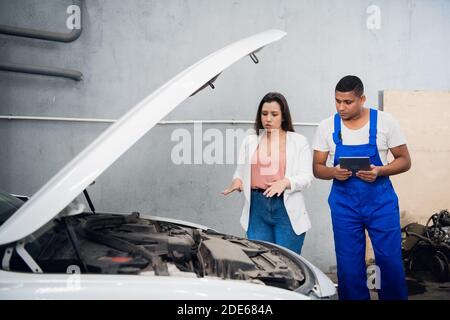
[328,108,408,300]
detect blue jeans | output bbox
[247,190,306,254]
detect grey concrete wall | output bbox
[1,0,449,272]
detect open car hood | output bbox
[0,30,286,245]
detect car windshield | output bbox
[0,191,24,226]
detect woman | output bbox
[222,92,313,254]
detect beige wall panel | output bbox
[383,91,450,226]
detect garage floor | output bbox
[325,273,450,300]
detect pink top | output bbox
[251,141,286,190]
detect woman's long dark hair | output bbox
[254,92,295,135]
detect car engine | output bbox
[402,209,450,282]
[2,212,306,292]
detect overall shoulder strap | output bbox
[332,113,342,145]
[369,108,378,145]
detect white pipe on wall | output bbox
[0,115,319,126]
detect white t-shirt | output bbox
[312,109,407,166]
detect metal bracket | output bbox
[1,247,14,271]
[249,52,259,64]
[312,284,321,297]
[16,241,43,273]
[189,73,220,97]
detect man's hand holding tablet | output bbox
[338,157,381,183]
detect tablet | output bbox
[339,157,371,175]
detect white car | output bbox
[0,30,336,300]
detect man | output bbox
[312,75,411,300]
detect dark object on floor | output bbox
[402,209,450,282]
[405,278,427,295]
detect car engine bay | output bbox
[1,212,307,292]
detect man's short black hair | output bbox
[335,75,364,97]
